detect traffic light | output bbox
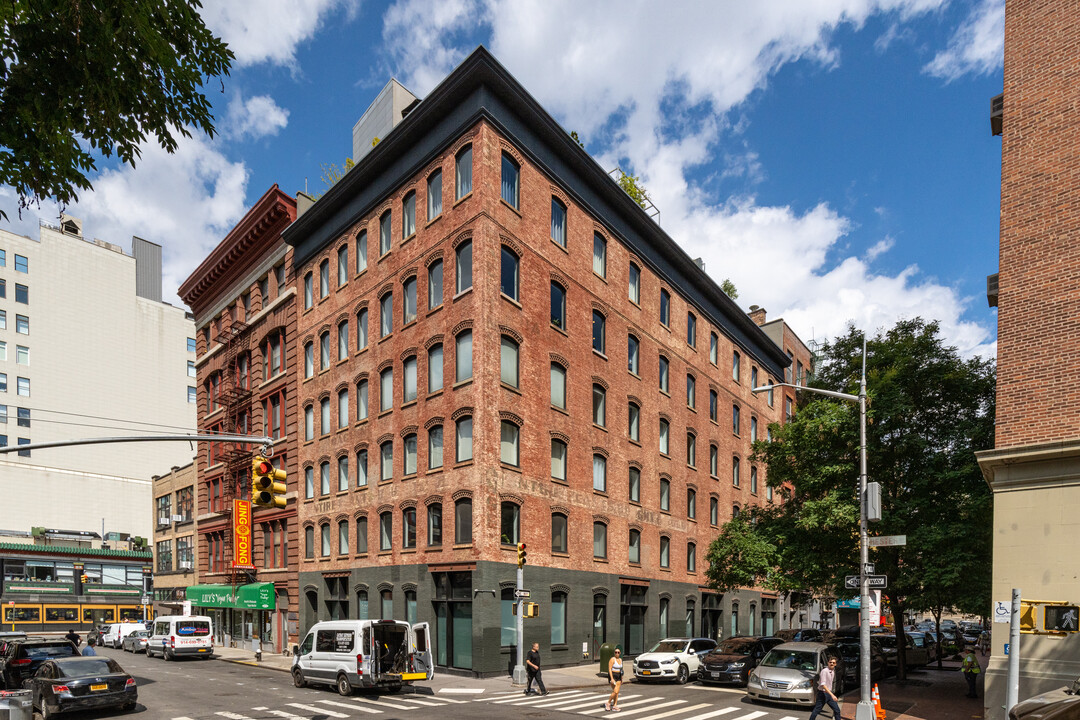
[1019,602,1037,632]
[251,456,287,508]
[517,542,527,568]
[524,602,539,618]
[80,574,88,584]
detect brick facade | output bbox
[179,185,299,653]
[284,49,812,673]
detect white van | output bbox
[101,622,146,649]
[292,619,433,695]
[146,615,214,660]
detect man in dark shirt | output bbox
[525,642,547,695]
[64,629,80,647]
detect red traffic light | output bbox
[255,460,273,475]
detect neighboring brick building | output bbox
[282,48,809,674]
[178,186,299,654]
[150,462,198,616]
[976,3,1080,716]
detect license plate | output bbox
[710,671,720,678]
[768,690,781,698]
[642,670,652,675]
[91,684,107,692]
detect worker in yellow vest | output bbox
[961,645,981,698]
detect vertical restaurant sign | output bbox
[233,499,254,568]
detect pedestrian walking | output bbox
[962,645,981,698]
[978,630,990,656]
[808,656,843,720]
[605,647,624,711]
[525,642,548,695]
[81,644,97,656]
[64,629,81,647]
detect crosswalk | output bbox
[471,689,803,720]
[170,688,803,720]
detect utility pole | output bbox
[512,542,528,685]
[855,339,874,720]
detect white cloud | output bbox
[0,134,252,307]
[923,0,1004,81]
[224,94,290,141]
[200,0,361,69]
[380,0,996,357]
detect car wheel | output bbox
[122,702,136,712]
[292,669,306,688]
[163,649,173,661]
[387,682,403,694]
[676,664,689,684]
[337,673,353,696]
[41,701,54,720]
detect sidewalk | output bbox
[840,655,986,720]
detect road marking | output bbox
[533,693,619,709]
[776,716,800,720]
[345,697,416,710]
[556,693,642,711]
[264,711,305,719]
[580,698,685,716]
[504,691,594,706]
[680,709,742,720]
[215,713,251,719]
[728,713,766,720]
[685,684,747,694]
[252,707,268,711]
[395,698,446,706]
[420,695,467,703]
[635,703,713,720]
[438,688,484,694]
[316,699,384,714]
[286,702,350,717]
[172,717,195,719]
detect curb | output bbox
[218,657,292,674]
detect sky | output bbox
[0,0,1004,357]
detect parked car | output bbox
[85,626,109,648]
[746,641,846,706]
[632,637,717,684]
[832,636,887,683]
[697,636,785,686]
[1009,674,1080,720]
[121,630,151,654]
[101,622,146,650]
[772,628,824,643]
[873,632,930,670]
[0,638,79,690]
[910,631,938,664]
[23,656,137,717]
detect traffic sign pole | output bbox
[512,563,526,685]
[855,340,874,720]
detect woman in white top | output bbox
[605,647,623,711]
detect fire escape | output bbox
[217,318,254,587]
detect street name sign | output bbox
[845,575,888,589]
[863,563,875,574]
[867,535,906,548]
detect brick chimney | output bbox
[748,305,767,326]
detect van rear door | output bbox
[408,622,434,681]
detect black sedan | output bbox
[697,636,785,686]
[23,657,137,718]
[833,637,888,683]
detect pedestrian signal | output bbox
[1019,602,1037,632]
[524,602,539,618]
[517,542,527,568]
[251,456,287,508]
[1045,605,1080,633]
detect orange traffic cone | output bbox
[872,683,886,720]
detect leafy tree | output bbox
[316,158,354,199]
[0,0,234,218]
[704,319,994,678]
[617,170,649,210]
[569,130,585,149]
[720,279,738,299]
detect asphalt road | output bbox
[69,647,826,720]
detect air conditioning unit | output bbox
[171,514,183,522]
[179,561,193,570]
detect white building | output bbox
[0,217,196,539]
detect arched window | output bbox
[751,466,759,494]
[593,521,607,559]
[733,404,741,435]
[379,367,393,412]
[686,432,696,467]
[403,356,417,404]
[303,272,313,310]
[403,276,417,325]
[428,343,443,393]
[660,477,671,512]
[592,453,607,492]
[303,404,314,441]
[337,454,349,491]
[710,444,718,477]
[455,330,472,382]
[338,519,348,555]
[629,467,641,503]
[428,425,444,469]
[454,497,472,544]
[356,230,368,274]
[404,433,417,475]
[659,536,670,568]
[402,506,416,548]
[357,308,368,350]
[428,260,443,310]
[380,441,393,481]
[320,523,331,557]
[501,153,520,208]
[304,525,314,559]
[628,528,641,564]
[687,542,696,572]
[686,374,696,409]
[710,332,718,365]
[337,245,348,287]
[456,416,473,462]
[710,497,719,526]
[659,289,670,326]
[551,512,568,553]
[402,190,416,239]
[338,320,349,361]
[319,331,330,371]
[733,456,741,487]
[427,170,442,220]
[455,145,472,199]
[551,197,567,247]
[319,259,329,299]
[628,402,640,442]
[303,342,314,379]
[319,460,330,495]
[500,501,519,545]
[592,384,606,426]
[659,418,670,455]
[304,466,314,499]
[628,334,639,374]
[356,516,368,554]
[427,503,442,546]
[500,336,519,388]
[455,240,472,293]
[500,246,520,301]
[687,488,696,519]
[356,450,368,488]
[500,420,520,467]
[628,263,640,304]
[592,310,605,354]
[357,379,368,421]
[338,388,349,428]
[380,292,393,338]
[551,438,567,481]
[659,355,669,393]
[550,363,567,409]
[550,281,566,329]
[687,312,696,346]
[379,512,392,551]
[593,233,606,278]
[320,397,330,435]
[379,210,392,256]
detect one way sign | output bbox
[845,575,888,589]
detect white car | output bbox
[632,637,717,684]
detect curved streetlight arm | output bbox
[750,382,858,404]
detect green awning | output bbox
[185,583,274,610]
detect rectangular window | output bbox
[660,289,670,326]
[14,284,27,304]
[14,254,27,273]
[593,233,607,277]
[17,437,29,457]
[380,293,392,337]
[429,426,444,469]
[187,386,197,403]
[592,455,606,492]
[501,154,520,208]
[402,192,416,238]
[403,357,417,403]
[456,145,472,199]
[687,312,697,346]
[428,260,443,309]
[427,170,443,220]
[551,593,566,645]
[337,245,348,286]
[456,417,473,462]
[455,330,472,382]
[16,407,29,428]
[380,212,392,255]
[629,467,640,503]
[16,377,28,397]
[0,342,5,361]
[15,315,28,334]
[187,360,196,377]
[428,345,443,393]
[187,337,197,353]
[356,231,368,274]
[0,280,4,298]
[380,368,393,412]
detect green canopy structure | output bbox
[185,583,274,610]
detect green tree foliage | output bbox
[720,279,738,299]
[0,0,233,218]
[569,130,585,149]
[316,157,355,199]
[705,319,994,672]
[617,170,649,210]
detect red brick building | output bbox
[178,186,299,653]
[976,3,1080,715]
[283,48,810,674]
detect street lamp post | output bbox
[752,340,874,720]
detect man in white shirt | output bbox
[809,656,843,720]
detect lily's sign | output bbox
[233,499,255,569]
